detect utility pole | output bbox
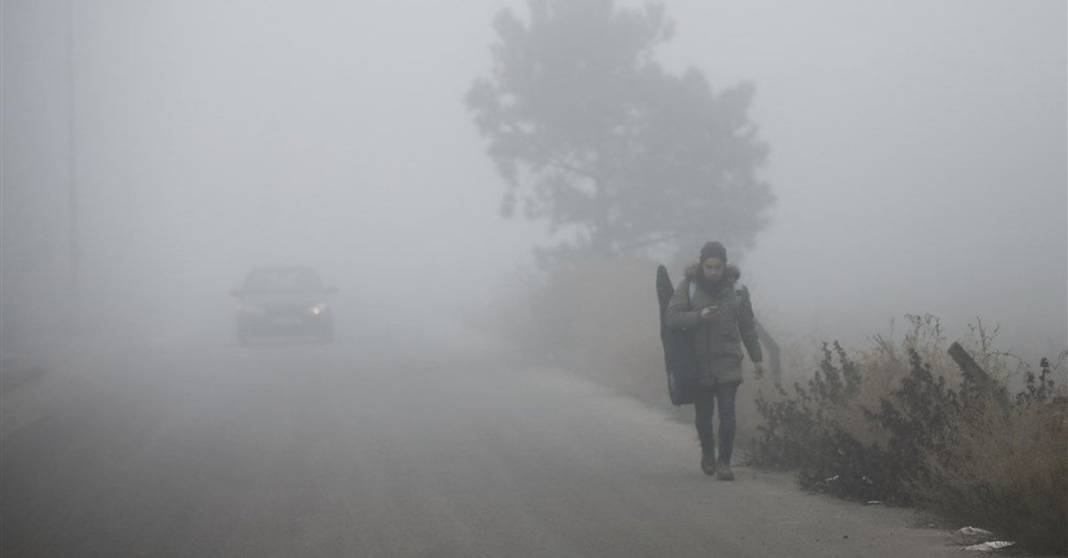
[65,0,80,327]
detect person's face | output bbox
[701,257,725,282]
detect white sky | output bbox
[4,0,1065,357]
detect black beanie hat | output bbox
[699,241,727,263]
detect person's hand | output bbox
[753,362,765,379]
[699,306,718,321]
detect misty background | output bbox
[4,0,1066,361]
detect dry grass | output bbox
[917,390,1068,553]
[518,257,665,399]
[749,315,1067,554]
[487,259,1067,553]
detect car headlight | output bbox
[308,303,327,316]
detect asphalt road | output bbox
[2,330,963,557]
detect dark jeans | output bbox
[694,381,739,464]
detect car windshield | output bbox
[243,268,323,294]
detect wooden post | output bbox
[755,319,782,384]
[948,342,1008,407]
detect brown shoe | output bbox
[715,463,735,481]
[700,454,717,476]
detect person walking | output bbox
[665,241,764,480]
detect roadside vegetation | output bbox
[749,315,1067,554]
[489,259,1068,555]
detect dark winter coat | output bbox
[665,264,763,385]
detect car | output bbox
[230,266,337,344]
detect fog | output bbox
[5,0,538,352]
[660,1,1066,357]
[3,2,1067,555]
[3,1,1065,361]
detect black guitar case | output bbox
[656,265,698,405]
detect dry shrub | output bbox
[750,316,1067,554]
[916,364,1067,554]
[491,263,1067,553]
[493,257,670,405]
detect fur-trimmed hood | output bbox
[684,263,741,284]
